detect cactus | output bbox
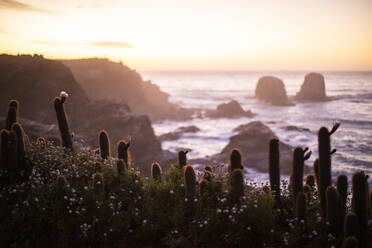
[269,138,280,205]
[151,162,162,181]
[337,174,348,217]
[318,122,339,214]
[5,100,19,130]
[351,171,369,246]
[326,186,342,236]
[116,159,126,175]
[117,140,130,165]
[178,150,188,168]
[291,147,311,201]
[344,212,359,238]
[204,165,213,173]
[200,179,209,197]
[8,130,18,173]
[184,165,196,201]
[305,175,315,188]
[342,236,359,248]
[203,171,213,182]
[54,96,73,150]
[98,130,110,160]
[11,122,25,165]
[93,172,104,196]
[296,192,307,223]
[230,169,245,204]
[229,148,243,173]
[303,184,312,203]
[0,129,10,167]
[95,161,103,172]
[313,158,320,191]
[56,175,67,197]
[36,137,46,148]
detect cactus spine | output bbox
[326,186,342,236]
[269,138,280,205]
[229,148,243,172]
[230,169,245,204]
[184,165,196,201]
[151,162,162,181]
[98,130,110,160]
[351,171,369,247]
[337,174,348,217]
[117,140,130,165]
[178,150,188,168]
[54,96,73,150]
[344,212,359,238]
[318,123,339,214]
[5,100,18,130]
[296,192,307,223]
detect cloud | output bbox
[32,40,80,46]
[90,41,134,48]
[0,0,57,14]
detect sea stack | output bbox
[295,72,327,101]
[255,76,292,106]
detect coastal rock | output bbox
[284,125,311,132]
[211,121,294,174]
[295,72,327,101]
[159,125,200,142]
[255,76,292,106]
[206,100,254,118]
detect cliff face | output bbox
[61,58,192,122]
[0,54,170,171]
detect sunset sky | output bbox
[0,0,371,71]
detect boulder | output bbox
[211,121,294,174]
[206,100,254,118]
[255,76,292,106]
[158,125,200,142]
[284,125,311,132]
[295,72,327,101]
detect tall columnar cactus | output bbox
[230,168,245,204]
[93,172,104,196]
[178,150,188,168]
[344,212,359,238]
[36,137,47,149]
[8,130,18,177]
[0,129,10,167]
[229,148,243,173]
[56,175,67,197]
[117,140,130,165]
[291,147,311,201]
[199,179,209,198]
[204,165,213,173]
[326,186,342,236]
[11,122,25,165]
[269,138,280,204]
[151,162,162,181]
[98,130,110,160]
[303,184,312,202]
[296,192,307,223]
[184,165,196,201]
[305,175,315,188]
[203,171,213,182]
[318,122,339,214]
[5,100,19,130]
[54,96,73,151]
[351,171,369,246]
[116,159,126,175]
[337,174,348,217]
[342,236,359,248]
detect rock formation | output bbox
[295,72,328,101]
[255,76,292,106]
[206,100,254,118]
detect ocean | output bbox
[141,71,372,183]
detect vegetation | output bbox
[0,98,371,248]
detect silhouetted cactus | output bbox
[116,159,126,175]
[337,174,348,217]
[342,236,359,248]
[178,150,188,168]
[98,130,110,160]
[344,212,359,238]
[305,175,315,188]
[291,147,311,201]
[229,148,243,173]
[54,96,73,150]
[230,169,245,204]
[5,100,18,130]
[93,172,104,196]
[200,179,209,197]
[303,184,312,202]
[8,130,18,173]
[117,140,130,165]
[318,123,339,214]
[184,165,196,201]
[11,122,25,165]
[151,162,162,181]
[204,165,213,173]
[36,137,46,149]
[269,138,280,205]
[56,175,67,197]
[203,171,213,182]
[351,171,369,246]
[296,192,307,223]
[327,186,342,236]
[313,158,320,191]
[0,129,10,167]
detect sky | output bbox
[0,0,372,71]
